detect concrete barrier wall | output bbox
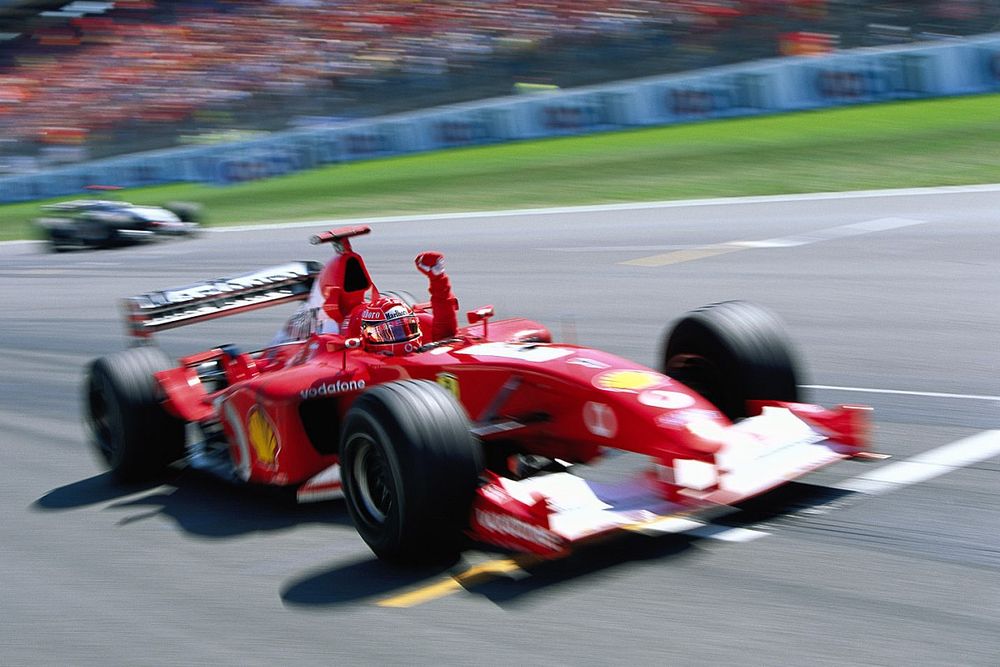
[3,33,999,203]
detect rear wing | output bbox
[123,261,321,339]
[41,199,115,212]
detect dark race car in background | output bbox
[35,186,201,251]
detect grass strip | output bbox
[2,93,999,241]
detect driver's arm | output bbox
[414,251,458,341]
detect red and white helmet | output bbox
[359,297,422,355]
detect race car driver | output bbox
[357,251,459,354]
[272,250,458,349]
[358,297,422,355]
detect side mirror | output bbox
[467,305,495,325]
[467,305,495,339]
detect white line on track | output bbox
[200,183,1000,234]
[4,183,999,247]
[642,426,1000,542]
[803,385,1000,402]
[547,244,697,252]
[629,516,769,541]
[703,429,1000,535]
[549,216,926,253]
[618,216,929,266]
[732,217,927,248]
[835,430,1000,495]
[548,218,927,254]
[688,525,769,542]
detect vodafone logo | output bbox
[299,379,365,399]
[583,401,617,439]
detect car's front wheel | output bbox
[340,380,483,563]
[661,301,801,421]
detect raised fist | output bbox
[415,251,445,277]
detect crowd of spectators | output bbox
[0,0,997,169]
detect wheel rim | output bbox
[350,435,394,525]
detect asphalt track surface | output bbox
[2,187,998,665]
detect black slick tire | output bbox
[85,346,185,482]
[163,201,203,223]
[661,301,801,421]
[340,380,483,563]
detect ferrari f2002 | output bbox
[86,226,872,562]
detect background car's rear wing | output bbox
[41,199,115,211]
[123,261,321,339]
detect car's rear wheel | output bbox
[340,380,483,563]
[163,201,203,224]
[661,301,801,421]
[85,346,185,482]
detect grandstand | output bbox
[1,1,997,173]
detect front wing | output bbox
[467,403,870,556]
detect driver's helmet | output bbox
[359,296,422,355]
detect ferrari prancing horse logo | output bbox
[436,373,460,399]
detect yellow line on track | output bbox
[376,513,711,607]
[377,558,528,608]
[620,243,748,267]
[376,577,464,608]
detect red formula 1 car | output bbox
[85,226,871,562]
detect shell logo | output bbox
[593,369,664,393]
[248,408,279,466]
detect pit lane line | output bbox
[376,430,1000,608]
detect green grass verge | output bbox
[3,93,1000,241]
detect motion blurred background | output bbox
[1,0,997,173]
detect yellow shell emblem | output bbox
[593,369,664,393]
[248,408,279,466]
